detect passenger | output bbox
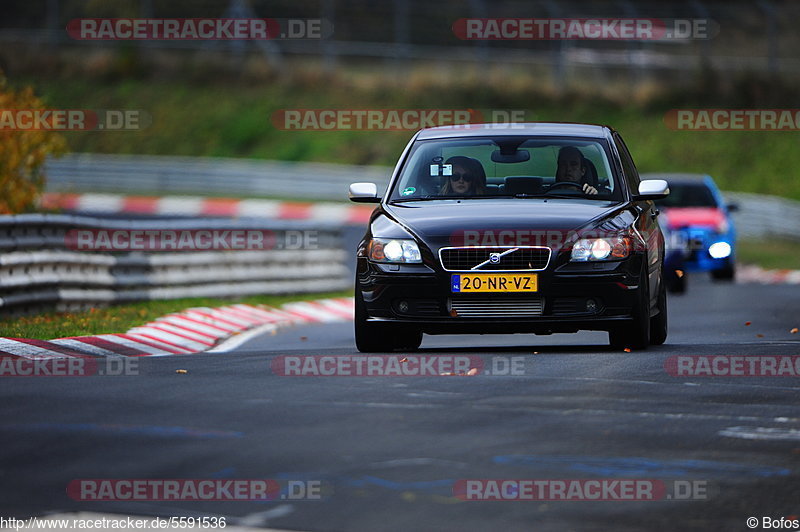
[439,156,487,196]
[555,146,598,195]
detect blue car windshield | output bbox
[655,183,718,208]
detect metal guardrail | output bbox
[44,154,800,241]
[2,185,797,316]
[44,154,391,201]
[0,214,349,315]
[725,192,800,241]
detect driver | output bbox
[555,146,598,195]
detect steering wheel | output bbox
[547,181,584,192]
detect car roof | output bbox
[416,122,613,140]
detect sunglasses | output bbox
[449,173,474,182]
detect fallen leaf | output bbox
[624,348,631,353]
[791,328,798,334]
[745,321,752,326]
[300,336,308,341]
[756,334,764,338]
[175,369,188,374]
[467,368,479,376]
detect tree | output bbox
[0,72,66,214]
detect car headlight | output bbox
[708,241,731,259]
[571,237,631,261]
[368,238,422,263]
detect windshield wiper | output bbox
[512,193,547,198]
[393,195,504,203]
[516,193,608,200]
[513,193,587,199]
[391,196,448,203]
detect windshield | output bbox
[389,136,623,202]
[655,182,719,208]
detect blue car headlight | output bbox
[708,241,731,259]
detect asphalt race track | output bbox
[1,277,798,532]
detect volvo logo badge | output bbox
[489,252,501,264]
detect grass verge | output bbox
[14,72,800,202]
[0,290,352,340]
[737,238,800,270]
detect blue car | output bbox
[643,173,737,283]
[658,215,690,294]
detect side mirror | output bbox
[726,202,739,212]
[349,182,380,203]
[634,179,670,201]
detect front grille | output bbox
[450,297,544,317]
[440,247,550,271]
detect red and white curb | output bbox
[737,264,800,285]
[41,193,374,224]
[0,297,354,360]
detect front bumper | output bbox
[680,228,735,272]
[356,254,647,335]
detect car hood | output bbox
[382,199,629,245]
[665,207,725,230]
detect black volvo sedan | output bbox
[349,123,670,351]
